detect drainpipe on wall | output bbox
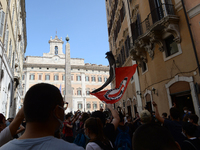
[181,0,200,75]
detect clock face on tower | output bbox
[54,57,59,62]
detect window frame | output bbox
[85,76,90,81]
[54,75,59,81]
[163,35,182,61]
[45,74,50,80]
[76,75,81,81]
[98,76,102,82]
[30,74,35,80]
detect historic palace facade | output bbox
[22,36,110,113]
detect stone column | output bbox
[65,37,72,112]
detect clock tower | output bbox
[43,35,65,58]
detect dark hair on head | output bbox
[183,107,188,110]
[80,113,90,123]
[65,113,71,120]
[133,123,179,150]
[170,108,180,120]
[183,114,190,122]
[118,112,124,122]
[24,83,63,123]
[91,111,106,126]
[162,113,167,118]
[85,117,109,144]
[182,122,197,137]
[127,116,132,120]
[188,114,199,124]
[0,114,5,124]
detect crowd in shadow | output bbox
[0,83,200,150]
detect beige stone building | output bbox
[22,35,110,113]
[0,0,27,117]
[105,0,200,120]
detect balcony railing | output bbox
[139,3,175,36]
[129,3,180,63]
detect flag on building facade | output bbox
[90,64,137,104]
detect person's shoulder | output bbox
[52,138,84,149]
[163,119,174,126]
[105,123,115,129]
[104,123,115,133]
[86,142,102,150]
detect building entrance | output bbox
[171,91,195,119]
[127,105,132,117]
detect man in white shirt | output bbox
[0,83,84,150]
[0,107,24,147]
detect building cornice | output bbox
[187,3,200,18]
[21,0,27,51]
[23,63,109,71]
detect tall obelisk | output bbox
[65,36,72,112]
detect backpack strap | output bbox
[94,140,114,150]
[184,140,198,150]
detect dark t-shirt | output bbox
[164,119,186,147]
[182,138,200,150]
[125,122,134,139]
[103,123,116,145]
[194,126,200,138]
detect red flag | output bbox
[91,64,137,104]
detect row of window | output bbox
[30,67,107,73]
[61,89,97,96]
[77,103,104,109]
[26,74,108,82]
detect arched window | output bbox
[55,46,58,55]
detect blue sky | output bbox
[25,0,109,66]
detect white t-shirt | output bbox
[0,126,13,147]
[0,136,84,150]
[86,142,102,150]
[86,141,113,150]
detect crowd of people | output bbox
[0,83,200,150]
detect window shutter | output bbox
[11,8,14,24]
[131,22,136,43]
[137,14,142,35]
[148,0,160,23]
[0,11,5,36]
[4,30,9,52]
[12,52,15,68]
[9,40,12,62]
[120,4,124,23]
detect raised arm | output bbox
[9,106,25,137]
[152,101,165,124]
[16,125,25,134]
[107,104,120,130]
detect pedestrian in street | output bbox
[0,83,84,150]
[84,117,114,150]
[188,114,200,138]
[91,104,120,146]
[132,123,181,150]
[152,101,186,148]
[182,122,200,150]
[62,113,74,143]
[0,107,25,147]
